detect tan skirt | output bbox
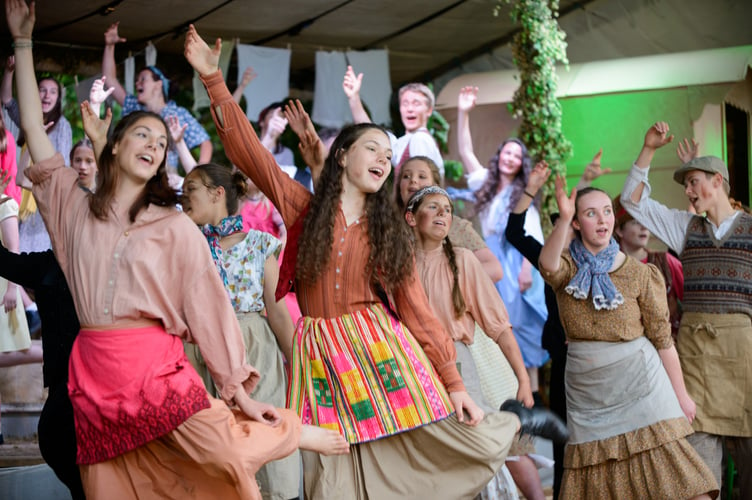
[185,312,300,500]
[80,398,301,500]
[302,411,519,500]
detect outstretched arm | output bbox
[456,86,484,175]
[80,101,112,163]
[101,22,127,106]
[342,65,370,124]
[539,176,576,273]
[232,66,256,105]
[628,121,674,203]
[8,0,55,164]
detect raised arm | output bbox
[232,66,256,105]
[628,122,674,203]
[166,114,197,174]
[574,149,610,191]
[1,56,14,106]
[342,65,370,124]
[539,176,576,273]
[8,0,54,164]
[101,22,127,106]
[456,86,484,174]
[80,100,112,163]
[284,99,326,184]
[88,76,115,119]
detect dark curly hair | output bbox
[90,111,178,222]
[473,138,537,216]
[297,123,415,291]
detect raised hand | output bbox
[580,149,611,183]
[104,22,126,46]
[265,108,287,139]
[676,138,699,164]
[342,65,363,99]
[6,0,35,40]
[457,86,478,112]
[527,160,550,194]
[554,175,576,222]
[239,66,257,87]
[80,100,112,146]
[166,115,187,144]
[298,129,327,173]
[644,121,674,150]
[89,76,115,108]
[283,99,315,139]
[184,24,220,77]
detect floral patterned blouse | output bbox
[216,229,281,313]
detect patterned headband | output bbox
[146,66,170,99]
[405,185,451,213]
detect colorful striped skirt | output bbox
[287,304,453,443]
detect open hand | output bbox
[676,138,699,164]
[6,0,35,40]
[581,149,611,183]
[284,99,315,139]
[166,115,188,144]
[527,160,550,193]
[342,65,363,99]
[239,66,257,87]
[184,24,220,77]
[89,76,115,107]
[298,129,327,172]
[554,175,576,222]
[457,86,478,112]
[80,100,112,145]
[104,22,126,45]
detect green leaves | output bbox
[500,0,572,231]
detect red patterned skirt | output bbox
[68,326,210,464]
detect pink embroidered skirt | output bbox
[68,325,210,464]
[287,304,453,443]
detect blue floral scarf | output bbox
[202,215,244,286]
[566,237,624,310]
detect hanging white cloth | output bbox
[144,41,157,67]
[124,54,135,96]
[235,43,291,122]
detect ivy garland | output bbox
[499,0,572,228]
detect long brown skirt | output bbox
[303,411,519,500]
[80,398,301,500]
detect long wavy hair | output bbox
[473,138,536,215]
[297,123,415,290]
[90,111,178,222]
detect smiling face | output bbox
[573,190,614,254]
[683,170,720,214]
[399,159,436,205]
[135,70,164,104]
[497,141,523,179]
[71,144,97,188]
[38,79,59,115]
[338,128,392,194]
[399,90,432,133]
[406,193,453,244]
[112,116,168,186]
